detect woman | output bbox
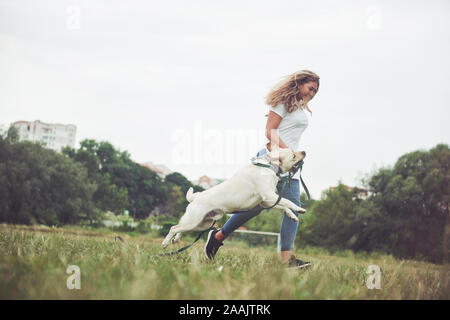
[204,70,320,268]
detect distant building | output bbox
[11,120,77,152]
[329,184,369,200]
[140,162,173,179]
[192,175,224,190]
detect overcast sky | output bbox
[1,0,449,199]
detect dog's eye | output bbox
[292,154,295,159]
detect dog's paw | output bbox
[285,210,299,222]
[296,207,306,214]
[161,241,168,249]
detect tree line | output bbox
[297,143,449,264]
[0,127,202,226]
[241,143,449,264]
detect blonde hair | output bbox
[265,70,320,116]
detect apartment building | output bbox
[11,120,77,152]
[329,184,369,200]
[140,162,173,179]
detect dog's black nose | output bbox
[301,151,306,156]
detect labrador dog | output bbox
[162,146,306,248]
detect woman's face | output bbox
[298,81,318,102]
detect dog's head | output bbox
[268,145,306,174]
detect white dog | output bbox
[162,146,307,248]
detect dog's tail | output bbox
[186,187,196,203]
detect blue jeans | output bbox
[221,148,301,251]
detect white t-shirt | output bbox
[263,103,309,179]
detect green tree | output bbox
[63,139,169,219]
[94,173,129,213]
[363,144,450,263]
[166,185,187,218]
[6,126,19,144]
[163,172,204,216]
[297,183,359,251]
[0,135,98,225]
[165,172,196,195]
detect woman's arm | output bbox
[265,111,288,151]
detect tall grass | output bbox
[0,224,448,299]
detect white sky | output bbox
[1,0,449,199]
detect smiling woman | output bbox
[204,70,320,268]
[264,71,319,154]
[266,70,319,115]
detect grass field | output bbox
[0,224,448,300]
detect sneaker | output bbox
[287,255,311,269]
[204,229,223,260]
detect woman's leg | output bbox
[278,179,301,262]
[219,205,264,239]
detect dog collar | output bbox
[250,154,310,203]
[250,155,282,176]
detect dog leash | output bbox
[114,220,217,257]
[158,221,216,256]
